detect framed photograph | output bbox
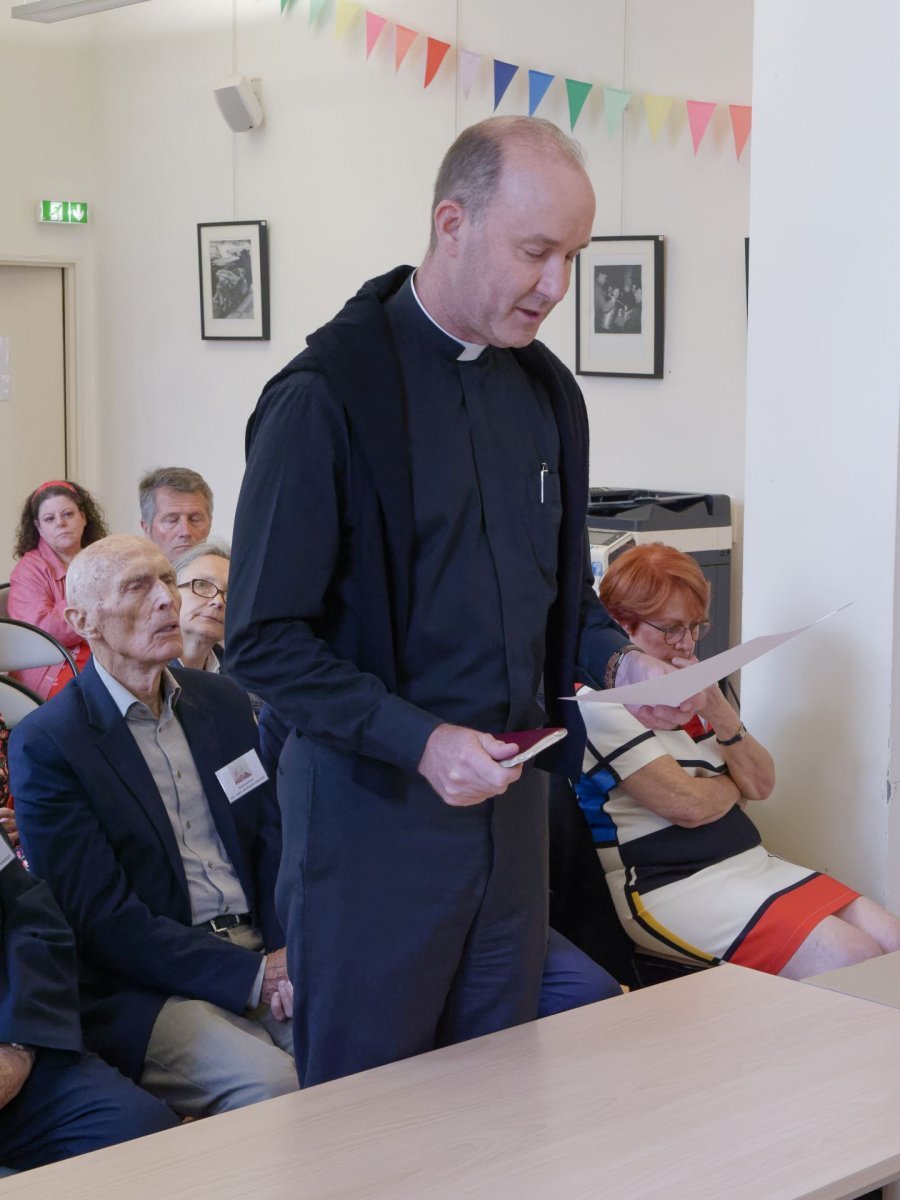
[197,220,270,340]
[575,235,664,378]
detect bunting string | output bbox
[282,0,750,160]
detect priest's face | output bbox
[446,143,595,348]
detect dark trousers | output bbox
[0,1051,178,1171]
[277,734,550,1086]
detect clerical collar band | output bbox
[409,272,488,361]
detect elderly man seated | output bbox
[9,535,298,1117]
[0,826,177,1171]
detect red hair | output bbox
[599,543,709,629]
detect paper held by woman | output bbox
[574,602,851,708]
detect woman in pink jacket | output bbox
[8,480,109,698]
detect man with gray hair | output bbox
[9,534,298,1116]
[227,116,697,1086]
[139,467,213,561]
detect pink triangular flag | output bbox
[424,38,451,88]
[458,49,481,98]
[686,100,716,155]
[365,11,387,58]
[729,104,752,160]
[395,24,417,71]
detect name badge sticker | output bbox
[215,749,269,803]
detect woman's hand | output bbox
[0,808,19,848]
[671,657,775,801]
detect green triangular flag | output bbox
[603,86,631,135]
[309,0,328,25]
[565,79,592,130]
[280,0,297,11]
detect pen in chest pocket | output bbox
[540,462,548,504]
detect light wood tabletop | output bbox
[807,948,900,1010]
[7,964,900,1200]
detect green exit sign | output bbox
[37,200,89,225]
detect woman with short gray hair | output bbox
[171,540,230,672]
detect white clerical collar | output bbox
[409,272,488,361]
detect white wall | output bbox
[744,1,900,905]
[0,0,752,551]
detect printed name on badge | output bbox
[215,749,269,803]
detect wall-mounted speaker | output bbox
[214,74,264,133]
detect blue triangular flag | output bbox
[493,60,519,111]
[528,70,555,117]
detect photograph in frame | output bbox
[575,235,664,377]
[197,220,270,340]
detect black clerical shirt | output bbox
[386,278,560,733]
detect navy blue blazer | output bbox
[0,827,83,1059]
[8,660,283,1081]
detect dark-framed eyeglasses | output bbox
[641,618,712,646]
[177,579,227,602]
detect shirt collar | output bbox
[37,537,68,582]
[409,271,488,362]
[93,658,181,720]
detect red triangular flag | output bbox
[729,104,752,160]
[424,38,450,88]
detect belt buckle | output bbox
[209,915,231,934]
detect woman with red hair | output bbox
[8,480,108,698]
[577,542,900,978]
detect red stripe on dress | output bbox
[727,874,859,974]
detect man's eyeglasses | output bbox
[177,579,227,602]
[641,618,711,646]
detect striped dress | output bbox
[575,703,858,974]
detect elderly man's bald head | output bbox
[66,534,168,614]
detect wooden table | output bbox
[7,964,900,1200]
[807,948,900,1010]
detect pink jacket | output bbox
[8,540,87,699]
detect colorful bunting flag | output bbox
[293,4,747,166]
[643,94,673,141]
[365,11,387,58]
[686,100,716,155]
[565,79,592,130]
[424,38,451,88]
[458,49,481,98]
[603,86,631,136]
[334,0,358,38]
[493,60,518,111]
[729,104,752,160]
[395,25,417,71]
[527,70,554,117]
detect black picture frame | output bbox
[575,235,664,378]
[197,220,270,340]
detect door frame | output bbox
[0,254,78,481]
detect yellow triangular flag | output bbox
[335,0,359,38]
[643,94,673,142]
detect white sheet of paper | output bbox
[215,748,269,803]
[574,604,851,708]
[0,837,15,872]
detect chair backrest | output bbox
[0,584,9,620]
[0,618,78,675]
[0,676,42,728]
